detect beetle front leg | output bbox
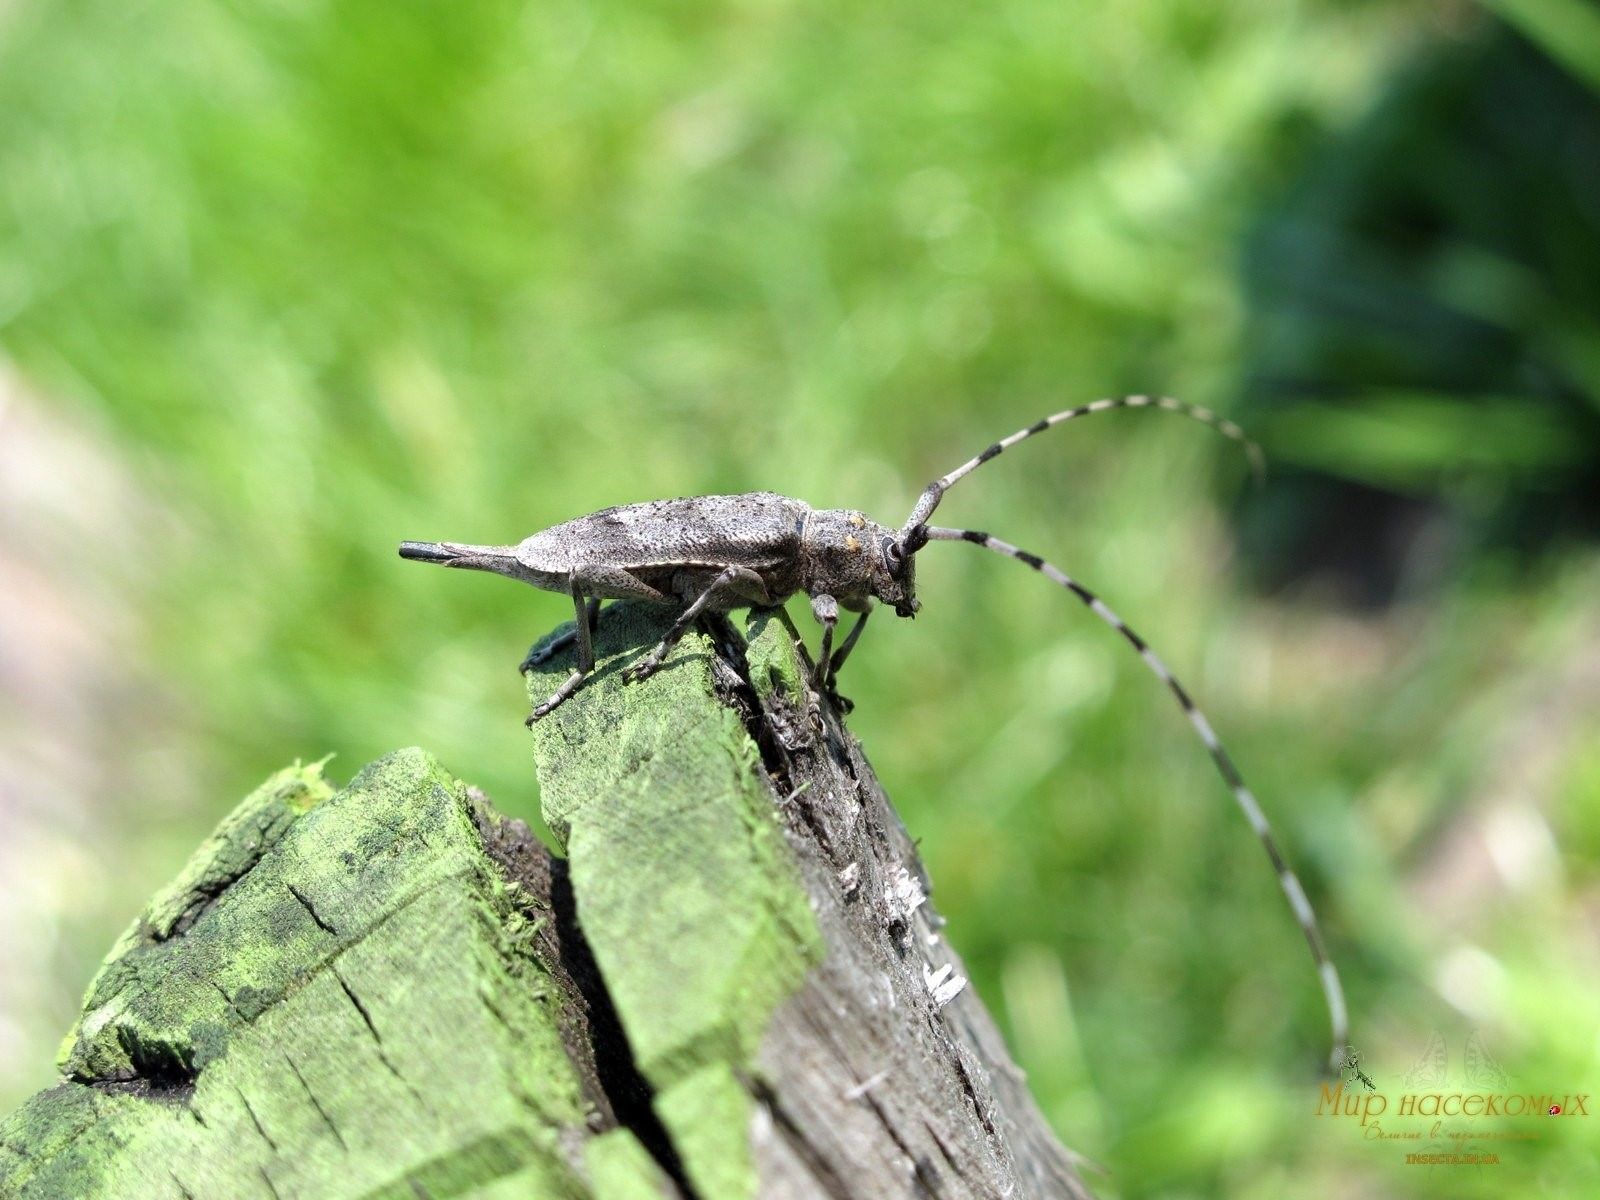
[809,597,869,712]
[810,594,840,685]
[527,585,597,723]
[827,608,870,685]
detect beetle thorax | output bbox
[802,508,918,616]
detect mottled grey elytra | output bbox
[401,395,1347,1074]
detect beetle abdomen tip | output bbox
[399,541,454,563]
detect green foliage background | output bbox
[1,1,1597,1196]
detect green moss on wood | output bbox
[4,605,834,1200]
[1,750,662,1199]
[742,608,808,711]
[584,1129,676,1200]
[525,602,823,1200]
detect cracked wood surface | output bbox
[0,754,678,1198]
[0,601,1086,1199]
[522,602,1087,1199]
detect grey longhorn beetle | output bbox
[400,395,1348,1072]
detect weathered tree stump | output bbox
[0,603,1087,1198]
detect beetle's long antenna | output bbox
[921,524,1346,1073]
[902,396,1262,535]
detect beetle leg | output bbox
[815,608,869,715]
[807,598,869,712]
[520,596,601,672]
[623,566,770,684]
[810,594,840,684]
[574,565,669,603]
[525,565,668,681]
[527,585,597,723]
[827,607,870,682]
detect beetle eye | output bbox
[882,537,904,573]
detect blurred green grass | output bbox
[1,1,1597,1196]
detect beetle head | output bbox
[805,509,919,617]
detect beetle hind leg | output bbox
[527,586,599,723]
[520,596,601,672]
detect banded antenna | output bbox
[902,400,1346,1073]
[901,395,1263,537]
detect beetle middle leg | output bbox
[622,566,773,684]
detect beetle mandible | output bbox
[400,395,1347,1073]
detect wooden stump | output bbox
[0,602,1087,1199]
